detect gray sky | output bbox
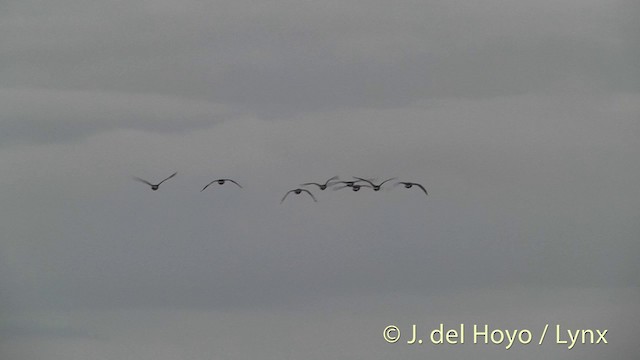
[1,0,639,359]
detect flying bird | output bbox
[201,178,243,192]
[353,177,397,191]
[332,180,361,188]
[333,182,372,192]
[281,188,318,203]
[300,176,339,190]
[133,172,177,191]
[394,181,428,196]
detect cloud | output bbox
[0,88,236,146]
[1,0,638,144]
[1,289,638,359]
[1,92,638,311]
[1,1,638,358]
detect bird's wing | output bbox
[378,177,397,187]
[281,190,295,203]
[333,184,348,191]
[158,172,177,185]
[301,189,317,202]
[352,177,374,186]
[301,182,321,188]
[224,179,243,188]
[324,176,339,185]
[393,182,407,188]
[201,180,217,192]
[415,183,428,195]
[133,177,153,186]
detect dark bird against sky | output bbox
[133,172,177,191]
[394,181,428,196]
[333,182,372,192]
[281,188,318,203]
[201,178,243,192]
[352,177,397,191]
[300,176,339,190]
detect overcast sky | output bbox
[1,0,639,359]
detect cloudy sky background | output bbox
[1,0,639,359]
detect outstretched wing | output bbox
[133,177,153,187]
[333,181,353,191]
[352,177,375,186]
[414,183,428,196]
[200,180,217,192]
[300,182,322,189]
[223,179,243,188]
[281,190,295,203]
[158,172,177,185]
[323,176,339,186]
[300,189,317,202]
[378,177,397,187]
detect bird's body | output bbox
[301,176,339,190]
[201,178,243,192]
[281,188,318,203]
[350,184,371,191]
[394,181,428,195]
[333,180,359,188]
[333,182,372,191]
[133,172,177,191]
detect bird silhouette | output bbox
[394,181,428,195]
[333,182,372,192]
[133,172,177,191]
[332,180,361,188]
[300,176,339,190]
[353,177,397,191]
[281,188,318,203]
[201,178,243,192]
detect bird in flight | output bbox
[332,180,360,188]
[353,177,397,191]
[394,181,428,196]
[201,178,243,192]
[281,188,318,203]
[300,176,339,190]
[133,172,177,191]
[333,182,372,192]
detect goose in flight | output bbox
[281,188,318,203]
[201,178,243,192]
[332,180,360,188]
[133,172,177,191]
[394,181,428,196]
[333,182,372,192]
[300,176,339,190]
[353,177,397,191]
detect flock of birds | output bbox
[133,173,428,203]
